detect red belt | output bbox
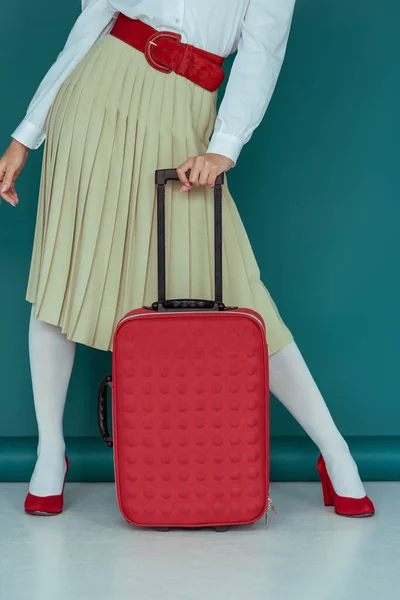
[110,14,225,92]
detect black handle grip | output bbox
[97,375,113,448]
[151,299,224,312]
[155,169,224,186]
[154,168,224,305]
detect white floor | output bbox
[0,482,399,600]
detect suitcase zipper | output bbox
[119,310,266,332]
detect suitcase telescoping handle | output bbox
[153,169,225,312]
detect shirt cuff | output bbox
[12,119,46,150]
[207,133,244,167]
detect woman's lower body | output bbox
[26,35,368,506]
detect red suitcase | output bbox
[98,169,270,530]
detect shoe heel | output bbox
[320,474,334,507]
[24,455,69,516]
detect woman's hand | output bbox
[177,153,234,192]
[0,139,29,206]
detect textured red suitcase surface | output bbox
[112,307,269,528]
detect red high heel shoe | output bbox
[317,455,374,517]
[24,456,70,516]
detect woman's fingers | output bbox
[199,160,213,187]
[188,156,204,188]
[1,191,17,206]
[0,167,17,206]
[0,140,29,205]
[177,158,194,192]
[8,183,18,202]
[1,166,16,193]
[176,153,234,194]
[206,164,219,188]
[1,186,18,206]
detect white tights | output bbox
[28,308,366,499]
[269,343,365,498]
[28,308,75,496]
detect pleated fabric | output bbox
[27,34,293,356]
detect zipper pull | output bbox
[265,496,277,528]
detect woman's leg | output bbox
[28,306,76,496]
[269,341,366,498]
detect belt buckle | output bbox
[145,31,182,74]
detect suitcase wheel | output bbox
[157,527,170,532]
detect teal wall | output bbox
[1,0,399,481]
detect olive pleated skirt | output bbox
[27,34,293,355]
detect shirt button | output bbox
[176,18,181,23]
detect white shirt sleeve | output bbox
[207,0,296,166]
[12,0,117,150]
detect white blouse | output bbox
[12,0,296,165]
